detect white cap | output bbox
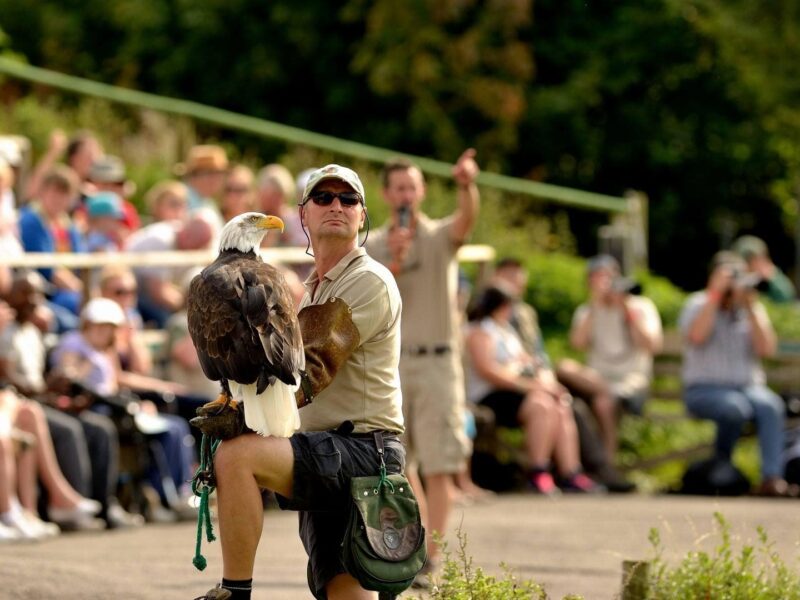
[302,164,365,204]
[81,297,126,326]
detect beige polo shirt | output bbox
[366,214,461,348]
[298,247,404,434]
[572,295,662,396]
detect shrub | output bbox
[644,512,800,600]
[415,530,555,600]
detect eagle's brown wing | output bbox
[187,252,303,391]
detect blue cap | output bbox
[86,192,124,219]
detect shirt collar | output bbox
[303,247,367,290]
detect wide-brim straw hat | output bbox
[174,145,229,177]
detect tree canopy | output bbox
[0,0,798,288]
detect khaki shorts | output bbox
[400,352,470,475]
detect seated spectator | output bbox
[85,155,142,244]
[52,297,195,520]
[0,388,57,541]
[97,266,149,370]
[18,165,86,331]
[558,255,662,460]
[732,235,797,304]
[490,257,635,492]
[0,386,103,539]
[85,192,126,252]
[0,276,124,529]
[125,215,214,328]
[681,251,792,497]
[144,180,189,224]
[255,164,306,247]
[175,145,227,234]
[464,286,601,495]
[221,164,255,222]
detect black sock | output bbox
[221,578,252,600]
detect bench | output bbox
[623,330,800,472]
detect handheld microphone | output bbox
[397,205,411,228]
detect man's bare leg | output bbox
[406,465,428,531]
[213,434,295,580]
[422,472,453,561]
[326,573,377,599]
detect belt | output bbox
[333,421,399,439]
[402,344,451,357]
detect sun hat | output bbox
[80,297,126,326]
[302,164,365,204]
[174,145,229,177]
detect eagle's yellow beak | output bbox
[257,215,285,233]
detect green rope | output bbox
[377,458,395,494]
[192,433,221,571]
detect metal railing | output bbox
[0,57,626,214]
[0,244,496,269]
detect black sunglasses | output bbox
[305,191,363,207]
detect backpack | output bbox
[678,457,751,496]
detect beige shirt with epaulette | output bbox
[298,247,404,434]
[366,214,461,348]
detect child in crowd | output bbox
[0,273,135,529]
[52,297,196,520]
[17,165,86,331]
[85,192,126,252]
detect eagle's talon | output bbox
[191,397,245,440]
[196,395,239,418]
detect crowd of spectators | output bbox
[0,127,797,549]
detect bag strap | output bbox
[373,431,394,493]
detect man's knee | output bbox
[213,435,251,473]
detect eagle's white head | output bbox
[219,212,285,254]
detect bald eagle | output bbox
[187,212,305,437]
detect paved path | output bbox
[1,494,798,599]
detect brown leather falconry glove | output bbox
[296,297,360,408]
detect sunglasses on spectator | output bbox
[305,191,363,207]
[111,288,137,297]
[225,185,250,194]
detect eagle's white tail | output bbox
[231,381,301,437]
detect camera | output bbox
[611,277,642,296]
[731,268,769,293]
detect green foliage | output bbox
[520,252,586,332]
[2,1,800,287]
[415,530,552,600]
[764,301,800,339]
[617,406,715,492]
[645,513,800,599]
[350,0,534,166]
[636,270,688,329]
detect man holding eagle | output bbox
[190,164,407,600]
